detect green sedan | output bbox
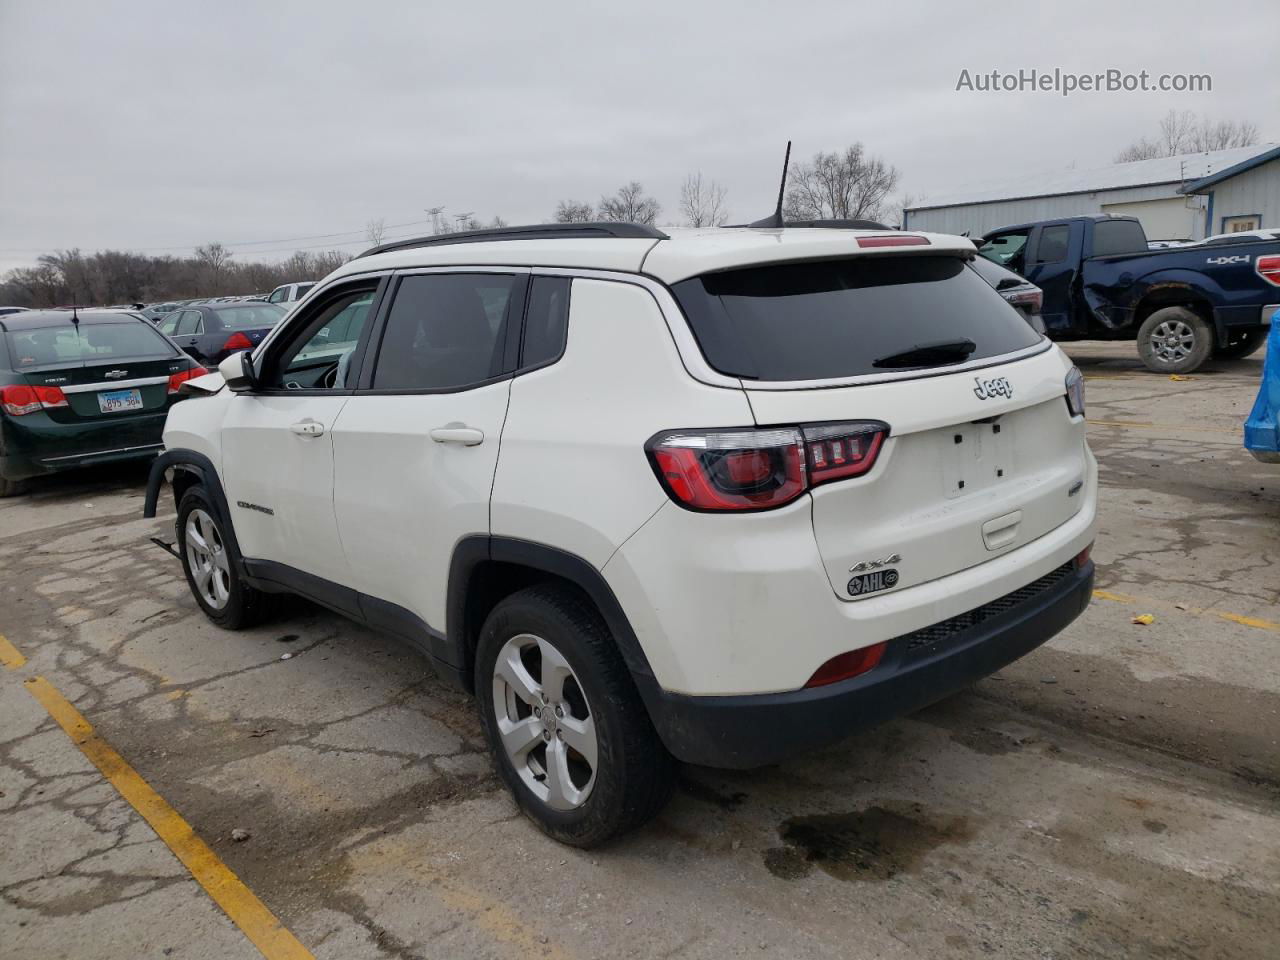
[0,310,207,496]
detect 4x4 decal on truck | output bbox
[1207,255,1251,266]
[973,376,1013,400]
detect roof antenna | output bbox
[71,304,79,325]
[749,140,791,229]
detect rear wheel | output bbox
[177,487,272,629]
[1214,329,1267,360]
[1136,307,1212,374]
[475,585,675,847]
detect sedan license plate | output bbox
[98,388,143,413]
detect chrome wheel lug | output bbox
[554,705,564,718]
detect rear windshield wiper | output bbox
[872,339,977,369]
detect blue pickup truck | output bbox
[978,216,1280,373]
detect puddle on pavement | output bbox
[765,805,975,882]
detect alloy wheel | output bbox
[492,632,598,811]
[185,507,231,610]
[1151,319,1196,364]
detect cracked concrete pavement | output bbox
[0,341,1277,959]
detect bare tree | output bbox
[783,145,899,223]
[1,245,356,307]
[885,193,921,229]
[598,182,661,225]
[488,215,509,229]
[679,172,729,227]
[366,218,386,246]
[1190,117,1260,152]
[554,200,596,223]
[1115,110,1259,162]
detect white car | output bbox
[265,281,316,306]
[145,222,1098,846]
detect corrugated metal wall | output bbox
[904,183,1205,239]
[1205,158,1280,235]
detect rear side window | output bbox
[671,256,1042,381]
[1035,225,1070,262]
[521,276,570,368]
[372,273,520,390]
[176,311,201,335]
[212,304,286,330]
[5,322,176,368]
[1092,220,1146,257]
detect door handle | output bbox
[429,424,484,446]
[290,419,324,437]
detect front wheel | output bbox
[1136,307,1213,374]
[177,487,273,629]
[475,585,675,847]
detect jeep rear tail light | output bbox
[856,235,930,248]
[646,421,888,512]
[167,366,208,394]
[1,384,68,416]
[648,428,807,511]
[805,641,887,687]
[1257,255,1280,287]
[223,332,254,352]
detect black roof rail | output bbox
[784,218,892,230]
[358,222,669,259]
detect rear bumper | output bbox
[641,559,1093,769]
[0,410,168,480]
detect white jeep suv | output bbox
[144,222,1097,846]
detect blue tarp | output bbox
[1244,309,1280,462]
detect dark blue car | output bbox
[157,302,286,366]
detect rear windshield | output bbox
[671,255,1042,381]
[5,321,177,369]
[1090,220,1147,257]
[211,303,286,330]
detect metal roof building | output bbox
[903,143,1280,242]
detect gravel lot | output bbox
[2,341,1277,960]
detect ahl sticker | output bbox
[847,568,900,597]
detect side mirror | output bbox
[219,351,258,392]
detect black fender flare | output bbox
[446,535,658,691]
[143,449,242,557]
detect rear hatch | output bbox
[671,253,1087,600]
[7,319,187,424]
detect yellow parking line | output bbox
[22,675,315,960]
[1092,589,1135,603]
[1092,591,1280,634]
[1216,611,1280,633]
[0,634,26,670]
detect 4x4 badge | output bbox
[973,376,1012,400]
[849,553,901,573]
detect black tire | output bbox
[475,585,675,847]
[1136,307,1213,374]
[1214,328,1268,360]
[176,486,273,629]
[0,475,27,498]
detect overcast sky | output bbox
[1,0,1277,274]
